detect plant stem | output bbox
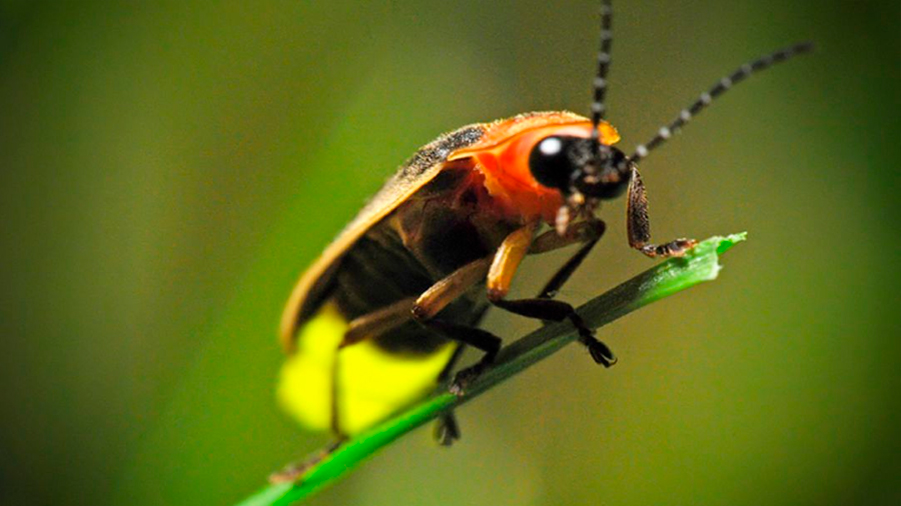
[236,233,746,506]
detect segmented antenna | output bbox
[589,0,614,160]
[629,41,813,163]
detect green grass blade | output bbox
[235,232,746,506]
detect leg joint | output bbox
[410,303,429,322]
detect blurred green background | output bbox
[1,1,898,505]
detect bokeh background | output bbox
[1,1,898,505]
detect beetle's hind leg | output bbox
[434,411,461,446]
[327,297,421,437]
[273,303,415,482]
[341,295,491,443]
[342,258,502,438]
[340,297,418,348]
[417,318,502,396]
[627,167,697,257]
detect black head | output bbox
[535,0,811,235]
[528,135,630,200]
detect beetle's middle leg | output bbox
[410,256,502,372]
[487,221,617,368]
[529,219,606,299]
[342,256,500,441]
[345,304,476,445]
[407,256,501,439]
[340,257,498,369]
[341,254,493,348]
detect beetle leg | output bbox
[432,332,477,445]
[490,298,616,367]
[529,219,606,299]
[485,223,539,301]
[407,257,501,396]
[410,257,502,386]
[341,254,490,347]
[329,299,424,438]
[411,257,492,321]
[528,219,604,255]
[434,411,461,446]
[339,260,488,435]
[487,223,616,367]
[342,259,493,442]
[627,166,697,257]
[341,253,490,347]
[420,318,503,396]
[341,297,417,347]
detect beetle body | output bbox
[278,112,620,435]
[273,1,811,472]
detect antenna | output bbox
[629,41,814,163]
[589,0,614,161]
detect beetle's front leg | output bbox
[627,166,697,257]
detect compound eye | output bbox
[529,136,575,191]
